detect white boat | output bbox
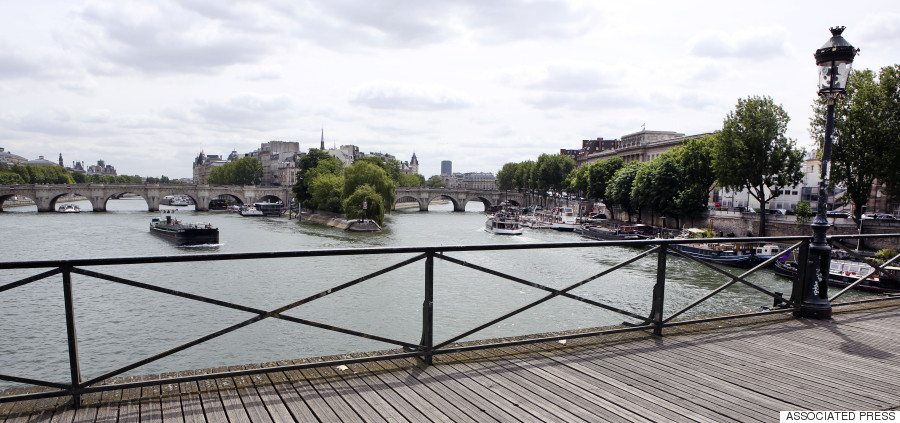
[239,205,264,216]
[485,212,524,235]
[57,204,81,213]
[529,207,578,231]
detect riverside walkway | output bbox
[2,300,898,422]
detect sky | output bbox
[1,1,898,180]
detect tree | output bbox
[564,165,589,197]
[207,157,263,185]
[426,175,445,188]
[795,201,812,227]
[398,173,424,187]
[535,153,575,205]
[631,153,682,223]
[811,66,899,223]
[587,157,623,210]
[714,95,804,236]
[293,149,342,207]
[515,160,536,191]
[308,173,344,212]
[343,184,386,226]
[230,157,263,185]
[672,135,718,225]
[605,161,644,222]
[496,162,519,191]
[343,161,395,211]
[877,65,900,199]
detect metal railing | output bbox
[1,234,898,407]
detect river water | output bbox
[0,198,863,388]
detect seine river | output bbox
[0,198,862,389]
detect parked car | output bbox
[861,213,876,220]
[875,214,897,221]
[826,211,850,219]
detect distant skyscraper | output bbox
[441,160,452,175]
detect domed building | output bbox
[28,155,58,166]
[0,147,27,166]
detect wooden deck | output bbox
[3,301,899,422]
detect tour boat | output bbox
[239,205,265,216]
[149,214,219,246]
[485,212,524,235]
[57,204,81,213]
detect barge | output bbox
[149,215,219,246]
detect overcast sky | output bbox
[1,1,898,179]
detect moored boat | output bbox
[577,224,653,240]
[668,242,764,268]
[149,214,219,246]
[528,207,578,231]
[773,258,899,293]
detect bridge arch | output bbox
[395,194,425,212]
[425,194,463,212]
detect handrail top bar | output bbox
[0,234,846,270]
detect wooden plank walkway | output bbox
[3,301,899,422]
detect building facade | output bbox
[0,148,28,166]
[441,160,452,175]
[566,129,709,167]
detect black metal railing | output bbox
[1,234,898,406]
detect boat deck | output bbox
[2,300,899,422]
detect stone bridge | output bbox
[393,188,528,211]
[0,183,293,212]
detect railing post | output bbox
[62,266,83,406]
[420,251,434,365]
[651,246,667,336]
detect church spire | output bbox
[320,128,325,150]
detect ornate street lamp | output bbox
[799,27,858,318]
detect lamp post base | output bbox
[798,302,832,319]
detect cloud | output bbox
[688,28,789,60]
[527,65,618,93]
[289,0,592,49]
[0,49,40,80]
[857,13,900,46]
[352,84,471,111]
[190,94,296,128]
[75,0,278,75]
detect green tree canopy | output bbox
[208,157,263,185]
[587,156,623,208]
[535,153,575,195]
[293,149,342,206]
[6,164,75,184]
[631,153,683,221]
[426,175,445,188]
[811,66,900,222]
[496,162,519,191]
[343,161,395,211]
[307,173,344,213]
[515,160,536,191]
[606,161,644,221]
[398,173,425,187]
[343,184,386,226]
[714,95,804,236]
